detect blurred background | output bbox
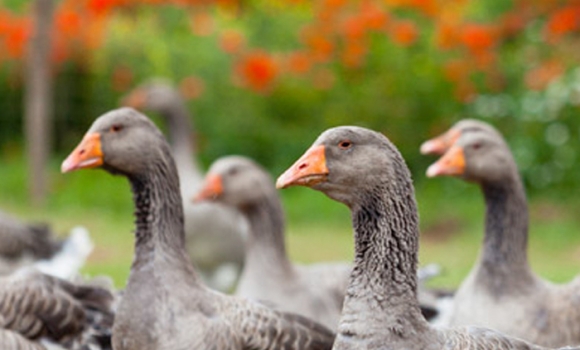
[0,0,579,288]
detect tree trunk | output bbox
[24,0,54,206]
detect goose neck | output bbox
[159,103,201,181]
[241,195,292,273]
[342,175,427,335]
[480,177,530,276]
[129,161,195,274]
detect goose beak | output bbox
[420,128,460,155]
[193,174,223,202]
[426,145,465,178]
[61,133,104,173]
[276,145,329,189]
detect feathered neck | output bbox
[240,188,293,276]
[339,150,428,339]
[476,173,534,291]
[127,154,198,280]
[158,101,203,187]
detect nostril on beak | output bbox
[79,149,86,155]
[298,163,307,170]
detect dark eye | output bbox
[110,124,123,132]
[228,167,239,176]
[472,143,482,150]
[338,140,352,150]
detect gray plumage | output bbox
[0,329,47,350]
[64,108,334,350]
[199,155,350,330]
[0,211,63,274]
[278,126,576,349]
[122,80,246,291]
[0,268,114,349]
[426,122,580,347]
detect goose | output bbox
[420,119,501,156]
[61,108,335,350]
[0,211,93,279]
[194,155,350,330]
[423,122,580,346]
[276,125,576,349]
[0,211,62,274]
[122,80,246,292]
[0,268,115,349]
[194,155,447,329]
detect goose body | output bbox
[423,120,580,346]
[0,211,63,275]
[61,108,334,350]
[0,268,114,349]
[123,80,246,291]
[277,125,575,349]
[195,155,349,329]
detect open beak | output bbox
[426,145,465,177]
[276,145,329,189]
[193,174,223,202]
[420,128,460,155]
[61,133,104,173]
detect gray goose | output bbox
[61,108,334,350]
[423,121,580,346]
[123,80,246,292]
[194,155,350,330]
[276,126,576,349]
[0,211,63,275]
[0,268,115,349]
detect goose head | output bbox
[426,128,517,184]
[276,126,399,208]
[61,107,170,177]
[194,156,275,208]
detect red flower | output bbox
[235,51,278,92]
[219,29,245,54]
[87,0,117,16]
[5,18,31,59]
[545,6,580,41]
[360,1,389,31]
[460,23,496,55]
[341,16,366,41]
[390,20,418,46]
[56,9,82,36]
[301,27,334,62]
[435,21,458,49]
[341,40,367,68]
[287,51,312,75]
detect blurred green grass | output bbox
[1,154,578,289]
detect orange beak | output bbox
[426,145,465,177]
[121,89,146,109]
[61,133,104,173]
[276,145,329,189]
[193,174,224,202]
[420,128,460,155]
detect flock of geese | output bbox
[0,80,579,349]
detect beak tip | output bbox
[426,164,438,178]
[420,141,436,155]
[61,158,74,174]
[275,177,288,190]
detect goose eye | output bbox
[472,143,482,150]
[110,124,123,133]
[338,140,352,150]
